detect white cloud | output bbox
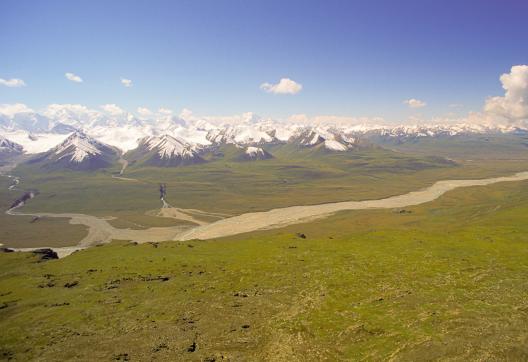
[42,104,101,127]
[121,78,133,87]
[158,108,173,115]
[260,78,303,95]
[288,114,309,123]
[403,98,427,108]
[179,108,193,120]
[0,103,34,117]
[484,65,528,121]
[44,104,94,118]
[100,104,125,116]
[136,107,153,118]
[288,113,386,126]
[0,78,26,87]
[65,72,83,83]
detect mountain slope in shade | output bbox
[0,135,23,155]
[126,134,205,167]
[0,135,24,164]
[27,131,119,171]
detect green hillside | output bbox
[1,179,528,360]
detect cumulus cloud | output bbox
[136,107,153,118]
[0,103,34,117]
[100,104,125,116]
[260,78,303,95]
[158,108,173,115]
[179,108,193,120]
[42,104,101,127]
[403,98,426,108]
[65,72,83,83]
[44,104,92,117]
[484,65,528,121]
[0,78,26,87]
[121,78,133,87]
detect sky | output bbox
[1,0,527,123]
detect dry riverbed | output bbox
[6,171,528,257]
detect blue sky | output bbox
[1,0,527,122]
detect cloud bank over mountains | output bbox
[0,65,527,155]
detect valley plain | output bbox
[2,134,528,248]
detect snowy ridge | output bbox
[0,135,23,154]
[1,107,528,156]
[54,132,104,163]
[145,134,199,160]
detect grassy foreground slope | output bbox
[1,180,528,360]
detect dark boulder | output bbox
[32,248,58,261]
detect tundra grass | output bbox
[1,179,528,360]
[0,178,88,248]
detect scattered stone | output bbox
[64,281,79,288]
[0,247,14,253]
[233,292,248,298]
[288,246,297,249]
[104,279,120,290]
[148,242,159,248]
[0,349,14,360]
[140,275,170,282]
[296,233,307,239]
[47,302,70,307]
[394,208,412,214]
[204,356,226,362]
[187,341,197,352]
[30,216,40,223]
[241,324,250,329]
[187,244,194,248]
[152,343,168,352]
[113,353,130,361]
[38,281,55,288]
[86,269,98,273]
[32,248,58,261]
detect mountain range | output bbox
[1,108,527,169]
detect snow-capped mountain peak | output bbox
[145,134,198,160]
[0,135,23,154]
[54,132,105,163]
